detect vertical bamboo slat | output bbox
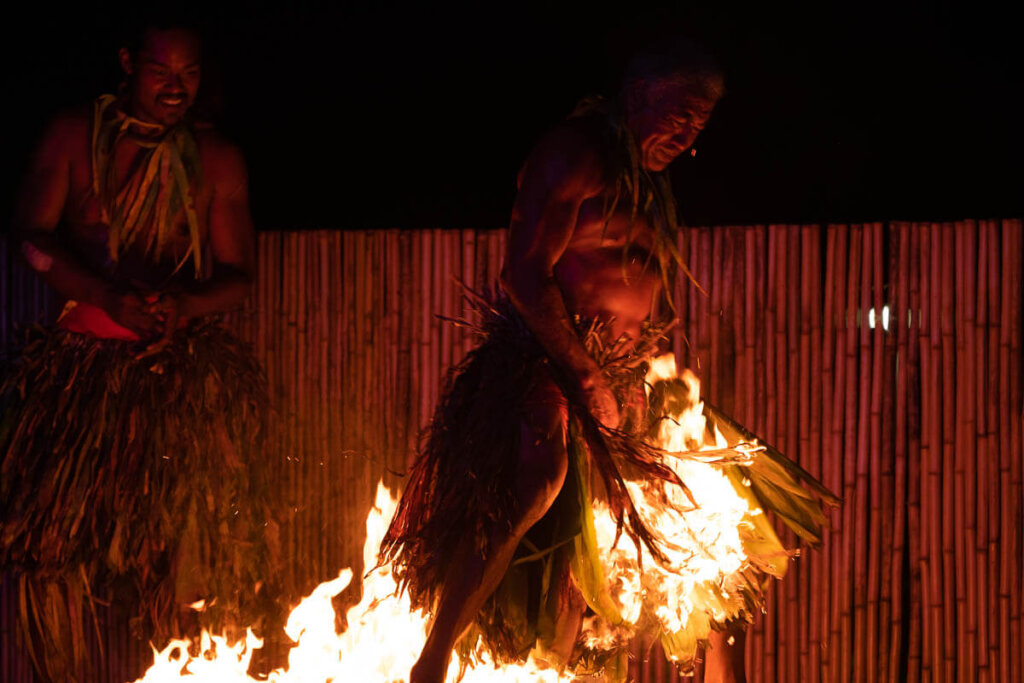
[853,224,871,683]
[866,222,884,683]
[841,224,862,682]
[906,222,923,683]
[1002,220,1023,683]
[891,223,910,683]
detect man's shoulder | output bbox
[193,126,247,180]
[521,116,614,194]
[39,105,93,147]
[194,124,239,157]
[536,115,613,162]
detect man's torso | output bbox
[61,107,218,292]
[552,117,664,340]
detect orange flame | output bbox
[582,354,766,662]
[134,484,575,681]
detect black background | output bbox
[3,1,1021,231]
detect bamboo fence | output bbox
[0,220,1021,682]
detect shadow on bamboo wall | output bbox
[1,221,1021,683]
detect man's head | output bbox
[119,25,202,128]
[621,39,724,172]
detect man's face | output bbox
[628,79,718,172]
[120,28,201,128]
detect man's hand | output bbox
[579,371,620,430]
[131,293,192,358]
[143,293,188,337]
[101,289,161,337]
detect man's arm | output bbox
[13,114,159,335]
[162,138,255,322]
[500,126,620,428]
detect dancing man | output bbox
[382,38,836,683]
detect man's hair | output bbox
[621,38,725,102]
[120,10,204,58]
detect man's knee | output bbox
[514,373,570,523]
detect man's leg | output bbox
[704,623,747,683]
[410,376,569,683]
[543,555,588,667]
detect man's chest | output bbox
[65,139,209,243]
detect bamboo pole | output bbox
[824,223,847,682]
[853,223,871,683]
[891,222,910,683]
[299,229,315,582]
[973,220,993,680]
[762,225,782,682]
[908,221,923,683]
[782,224,798,683]
[877,220,895,683]
[867,222,885,683]
[840,223,862,683]
[709,227,723,401]
[430,228,444,396]
[438,229,453,374]
[918,223,935,680]
[783,224,800,683]
[748,226,765,683]
[808,225,826,683]
[939,223,957,683]
[461,229,475,357]
[977,220,994,681]
[370,232,385,525]
[797,225,815,680]
[927,222,944,681]
[720,227,737,408]
[383,229,399,476]
[341,230,358,581]
[740,228,756,428]
[697,228,712,385]
[730,227,744,422]
[411,229,426,461]
[1001,220,1023,683]
[961,221,981,680]
[818,224,836,682]
[281,230,298,594]
[986,220,1009,683]
[330,232,347,568]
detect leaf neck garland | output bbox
[570,96,704,310]
[90,94,203,278]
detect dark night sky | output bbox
[3,2,1021,231]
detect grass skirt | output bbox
[0,321,276,681]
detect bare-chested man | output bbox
[381,41,750,682]
[2,20,273,681]
[16,25,253,339]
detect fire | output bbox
[134,354,774,681]
[581,354,770,664]
[134,483,575,682]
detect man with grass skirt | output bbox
[381,38,838,683]
[1,20,276,681]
